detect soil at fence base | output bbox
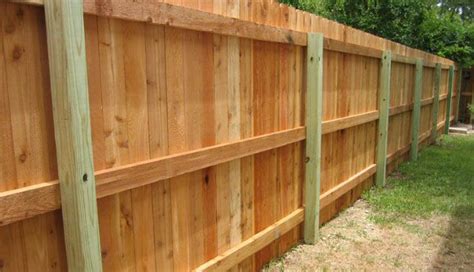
[263,200,474,271]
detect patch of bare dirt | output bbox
[263,200,473,271]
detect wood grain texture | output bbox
[320,164,376,208]
[322,111,379,134]
[455,68,462,121]
[4,0,455,66]
[471,71,474,124]
[375,51,392,187]
[392,54,417,65]
[410,59,423,161]
[431,63,442,142]
[304,32,323,244]
[0,1,457,271]
[0,3,66,270]
[238,2,255,270]
[444,65,454,134]
[0,127,304,225]
[43,0,102,270]
[82,0,307,46]
[195,208,304,272]
[324,38,382,59]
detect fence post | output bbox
[471,76,474,125]
[445,65,454,134]
[44,0,102,270]
[431,63,441,142]
[304,32,323,244]
[455,67,462,122]
[410,59,423,161]
[375,51,392,187]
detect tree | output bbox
[438,0,473,21]
[418,9,474,66]
[279,0,474,67]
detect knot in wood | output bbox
[12,45,24,61]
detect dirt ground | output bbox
[263,200,473,271]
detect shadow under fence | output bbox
[431,204,474,270]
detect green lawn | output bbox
[263,135,474,271]
[363,134,474,224]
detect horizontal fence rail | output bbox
[0,115,453,225]
[0,128,304,226]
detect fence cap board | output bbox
[7,0,456,68]
[10,0,308,45]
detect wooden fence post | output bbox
[431,63,441,142]
[471,75,474,125]
[455,67,462,122]
[445,65,454,134]
[44,0,102,270]
[304,32,323,244]
[410,59,423,161]
[375,51,392,187]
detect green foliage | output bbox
[278,0,320,12]
[438,0,474,21]
[468,104,474,115]
[279,0,474,67]
[418,9,474,67]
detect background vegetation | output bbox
[279,0,474,67]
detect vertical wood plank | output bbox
[431,63,441,142]
[375,51,392,187]
[214,33,231,256]
[238,4,254,271]
[304,32,323,244]
[293,7,305,248]
[122,20,154,272]
[444,65,454,134]
[238,12,255,272]
[183,29,214,269]
[455,67,462,122]
[0,4,24,269]
[253,39,280,269]
[166,26,191,271]
[2,4,65,270]
[43,0,102,270]
[471,71,474,124]
[145,23,174,271]
[238,45,255,272]
[410,59,423,161]
[471,72,474,124]
[95,18,135,271]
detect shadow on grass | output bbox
[431,204,474,270]
[363,135,474,270]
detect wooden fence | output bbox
[459,68,474,123]
[0,0,460,271]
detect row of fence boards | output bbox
[0,1,458,271]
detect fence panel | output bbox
[0,1,458,271]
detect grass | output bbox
[263,135,474,270]
[363,134,474,224]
